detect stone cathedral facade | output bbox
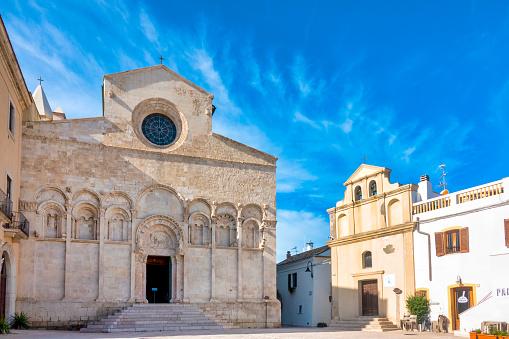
[15,65,280,327]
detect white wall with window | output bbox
[412,176,509,336]
[277,245,331,327]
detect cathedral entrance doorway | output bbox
[146,256,172,303]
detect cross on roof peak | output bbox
[37,76,44,86]
[159,55,164,65]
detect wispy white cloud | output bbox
[293,111,320,129]
[190,48,240,115]
[277,159,317,193]
[139,8,158,45]
[340,118,353,133]
[276,209,329,261]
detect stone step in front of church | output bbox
[80,303,230,333]
[328,317,399,332]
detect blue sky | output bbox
[3,1,509,261]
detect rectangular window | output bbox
[436,228,469,256]
[8,102,15,133]
[445,230,460,254]
[6,175,12,199]
[298,305,302,314]
[288,272,298,291]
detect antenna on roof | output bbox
[438,164,448,195]
[290,246,298,255]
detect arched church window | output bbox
[215,214,236,247]
[354,186,362,201]
[369,180,377,197]
[141,113,177,146]
[242,220,260,248]
[44,206,63,238]
[189,213,210,246]
[362,251,372,268]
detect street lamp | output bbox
[305,261,314,279]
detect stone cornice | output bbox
[328,222,415,246]
[21,133,276,170]
[327,184,417,215]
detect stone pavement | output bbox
[6,328,454,338]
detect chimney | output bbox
[286,251,291,259]
[417,174,436,201]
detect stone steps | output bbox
[80,303,227,333]
[329,317,399,332]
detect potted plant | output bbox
[406,295,430,330]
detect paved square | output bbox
[6,328,454,339]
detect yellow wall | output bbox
[328,164,416,324]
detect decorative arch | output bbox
[38,201,65,238]
[242,218,260,248]
[72,203,99,240]
[35,186,68,207]
[136,185,184,221]
[135,215,184,255]
[188,198,211,217]
[72,188,101,207]
[105,207,131,241]
[104,191,133,210]
[337,213,348,238]
[188,212,210,246]
[215,203,237,247]
[241,204,263,221]
[387,198,402,226]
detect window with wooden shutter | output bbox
[460,227,469,253]
[505,219,509,247]
[435,232,445,257]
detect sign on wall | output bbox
[383,274,396,288]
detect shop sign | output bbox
[496,288,509,297]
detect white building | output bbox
[277,244,331,327]
[412,175,509,336]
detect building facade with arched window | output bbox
[327,164,416,329]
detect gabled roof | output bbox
[33,85,53,117]
[104,64,211,96]
[344,163,390,186]
[277,245,330,266]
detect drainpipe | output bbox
[415,217,432,281]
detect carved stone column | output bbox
[236,204,243,301]
[97,207,106,301]
[129,209,137,302]
[63,203,72,300]
[135,252,148,303]
[210,203,217,302]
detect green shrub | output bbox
[10,312,29,330]
[406,295,430,324]
[0,319,10,334]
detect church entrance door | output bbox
[146,256,172,303]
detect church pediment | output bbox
[104,65,211,97]
[344,164,389,186]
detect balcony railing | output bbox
[456,182,504,204]
[413,179,506,215]
[413,196,451,214]
[0,189,12,220]
[6,212,29,237]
